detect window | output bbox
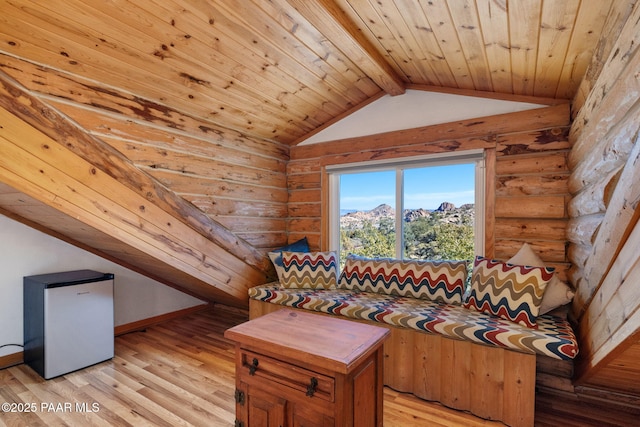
[328,150,484,264]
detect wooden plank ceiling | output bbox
[0,0,611,144]
[0,0,616,306]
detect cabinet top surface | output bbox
[224,309,389,373]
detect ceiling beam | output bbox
[286,0,406,96]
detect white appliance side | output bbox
[43,279,114,379]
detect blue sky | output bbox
[340,163,475,211]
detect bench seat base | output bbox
[250,299,536,427]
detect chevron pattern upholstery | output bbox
[268,237,310,283]
[338,255,468,304]
[249,283,578,360]
[279,251,338,289]
[464,256,554,328]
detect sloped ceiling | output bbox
[0,0,613,144]
[0,0,621,306]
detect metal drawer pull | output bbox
[306,377,318,397]
[249,358,259,375]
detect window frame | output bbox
[327,149,485,261]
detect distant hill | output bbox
[340,202,474,229]
[339,202,476,260]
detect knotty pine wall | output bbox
[288,104,572,282]
[566,1,640,394]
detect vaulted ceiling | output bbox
[0,0,622,306]
[0,0,612,145]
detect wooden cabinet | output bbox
[225,309,389,427]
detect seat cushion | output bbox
[249,284,579,360]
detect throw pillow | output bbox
[338,254,468,304]
[280,251,338,289]
[507,243,575,315]
[464,256,554,328]
[268,237,310,284]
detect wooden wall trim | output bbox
[0,350,23,370]
[484,148,496,258]
[406,84,568,106]
[114,303,211,336]
[291,104,570,161]
[318,136,495,168]
[320,167,330,251]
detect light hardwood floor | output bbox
[0,305,637,426]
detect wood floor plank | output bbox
[76,370,157,427]
[1,304,638,427]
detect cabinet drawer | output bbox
[240,350,334,402]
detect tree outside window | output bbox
[330,153,483,267]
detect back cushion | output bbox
[464,256,553,328]
[338,255,468,304]
[280,251,338,289]
[268,237,310,283]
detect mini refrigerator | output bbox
[23,270,114,379]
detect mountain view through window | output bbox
[337,163,477,265]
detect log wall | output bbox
[567,1,640,392]
[0,54,290,252]
[288,104,572,282]
[0,55,291,306]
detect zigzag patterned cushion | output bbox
[338,255,468,304]
[268,237,310,283]
[248,284,579,360]
[464,256,554,328]
[280,251,338,289]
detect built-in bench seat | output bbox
[249,245,578,426]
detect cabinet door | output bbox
[239,382,286,427]
[290,402,334,427]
